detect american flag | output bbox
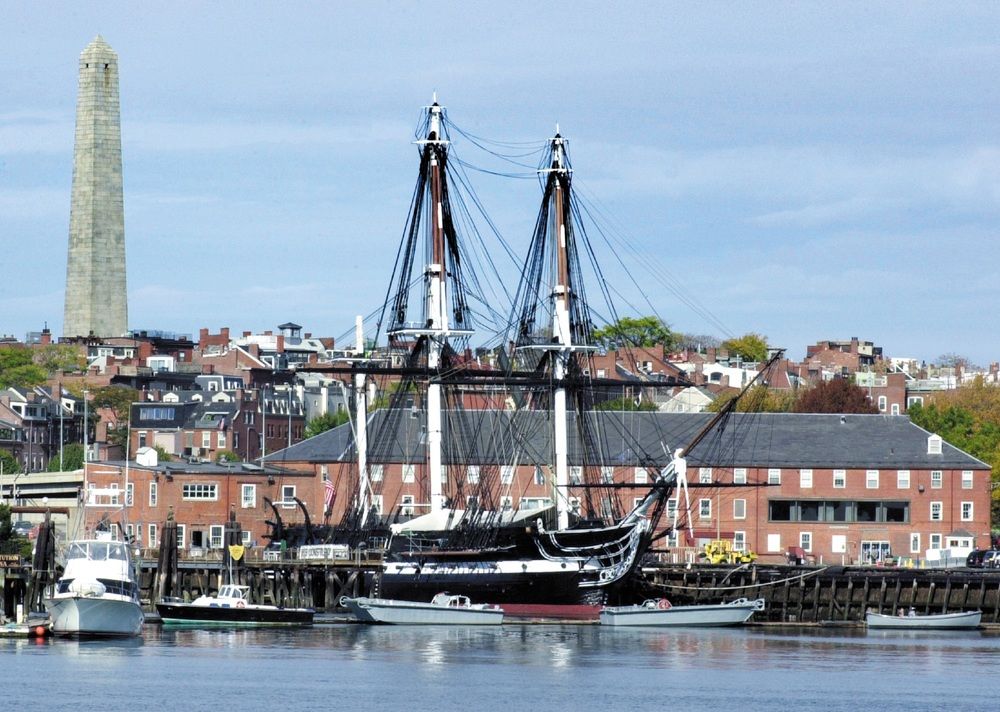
[323,478,335,512]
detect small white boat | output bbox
[342,593,505,625]
[866,609,981,629]
[44,539,144,637]
[600,597,765,627]
[156,584,314,626]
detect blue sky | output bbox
[2,2,998,364]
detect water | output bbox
[3,625,999,711]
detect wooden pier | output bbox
[638,564,1000,624]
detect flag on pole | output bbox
[323,478,336,512]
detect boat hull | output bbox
[600,601,762,627]
[343,597,504,625]
[156,602,314,626]
[44,596,144,637]
[866,611,981,629]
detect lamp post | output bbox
[83,389,89,465]
[287,387,292,450]
[261,385,268,463]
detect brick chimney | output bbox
[276,335,285,352]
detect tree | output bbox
[591,316,679,352]
[47,443,85,472]
[674,333,721,352]
[0,448,19,475]
[594,396,659,412]
[91,385,140,449]
[0,347,47,389]
[154,445,173,463]
[794,379,879,414]
[33,344,86,375]
[720,333,769,362]
[707,385,795,413]
[305,411,351,439]
[215,449,240,464]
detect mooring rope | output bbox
[647,565,831,592]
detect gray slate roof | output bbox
[263,410,989,470]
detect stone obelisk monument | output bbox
[63,36,128,338]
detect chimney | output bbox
[221,327,230,340]
[243,331,252,338]
[40,327,52,345]
[707,347,717,363]
[276,335,285,352]
[199,328,208,348]
[304,332,312,339]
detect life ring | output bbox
[656,598,672,610]
[236,600,246,609]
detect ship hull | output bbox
[44,596,144,637]
[156,601,313,626]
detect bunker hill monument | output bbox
[63,36,128,338]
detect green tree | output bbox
[592,316,679,352]
[594,396,659,412]
[154,445,173,462]
[707,385,795,413]
[721,333,769,362]
[47,443,85,472]
[794,379,879,414]
[92,385,140,449]
[305,411,350,439]
[33,344,86,374]
[0,347,47,389]
[0,448,19,475]
[215,449,240,463]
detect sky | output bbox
[2,2,999,365]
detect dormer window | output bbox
[927,434,943,455]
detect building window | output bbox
[699,499,711,520]
[930,533,942,549]
[931,470,943,489]
[768,469,781,485]
[890,403,900,415]
[281,485,296,509]
[149,481,158,507]
[125,482,134,507]
[800,469,813,488]
[500,496,513,511]
[401,495,415,516]
[570,466,583,485]
[666,497,678,519]
[733,531,746,552]
[634,467,648,484]
[241,531,252,545]
[833,469,846,488]
[910,533,921,554]
[137,431,147,448]
[241,484,256,509]
[767,533,781,553]
[466,465,479,484]
[930,501,943,521]
[866,470,879,489]
[500,466,514,484]
[371,495,383,515]
[897,470,910,489]
[601,466,614,484]
[961,501,973,521]
[699,467,712,484]
[733,468,747,485]
[877,395,887,412]
[907,396,924,407]
[800,532,812,552]
[402,464,415,483]
[209,525,224,549]
[176,524,186,549]
[962,471,973,489]
[148,523,157,548]
[218,431,226,449]
[201,431,211,449]
[370,464,384,482]
[733,499,746,520]
[182,483,218,500]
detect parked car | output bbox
[12,520,34,537]
[982,551,1000,569]
[966,549,1000,568]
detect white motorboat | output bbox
[156,584,314,626]
[866,609,981,629]
[342,593,505,625]
[599,597,766,627]
[44,539,144,637]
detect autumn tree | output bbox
[721,333,769,362]
[707,385,795,413]
[592,316,679,352]
[793,379,879,414]
[674,333,722,352]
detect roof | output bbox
[262,410,990,470]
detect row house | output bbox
[82,451,315,553]
[262,410,990,565]
[0,386,85,472]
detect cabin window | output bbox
[209,525,224,549]
[182,483,219,501]
[698,499,711,520]
[961,501,974,521]
[866,470,879,489]
[930,501,943,521]
[799,469,813,488]
[281,485,296,509]
[733,468,747,485]
[962,471,974,489]
[833,470,846,488]
[733,499,746,520]
[931,470,942,489]
[897,470,910,489]
[241,484,256,509]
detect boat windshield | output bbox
[66,541,128,562]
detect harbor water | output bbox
[3,624,999,711]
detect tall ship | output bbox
[285,99,773,615]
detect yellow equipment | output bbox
[701,539,758,565]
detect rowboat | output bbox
[866,609,981,629]
[342,593,504,625]
[600,598,766,627]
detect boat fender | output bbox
[657,599,672,610]
[236,600,246,609]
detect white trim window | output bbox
[962,471,973,489]
[800,532,812,552]
[126,482,134,507]
[466,465,480,484]
[699,498,711,520]
[149,481,158,507]
[176,524,186,549]
[402,464,415,483]
[148,523,158,548]
[733,531,746,552]
[799,469,813,488]
[897,470,910,489]
[370,464,384,482]
[281,484,296,509]
[570,466,583,485]
[961,501,973,521]
[371,495,383,515]
[182,483,219,500]
[930,533,942,549]
[877,395,887,412]
[733,498,746,520]
[768,469,781,485]
[634,467,648,484]
[401,495,415,516]
[241,484,256,509]
[833,469,846,489]
[930,501,943,521]
[500,466,515,484]
[931,470,943,489]
[733,468,747,485]
[666,497,678,520]
[209,525,224,549]
[866,470,879,489]
[699,467,712,484]
[201,431,211,449]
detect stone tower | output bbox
[63,35,128,338]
